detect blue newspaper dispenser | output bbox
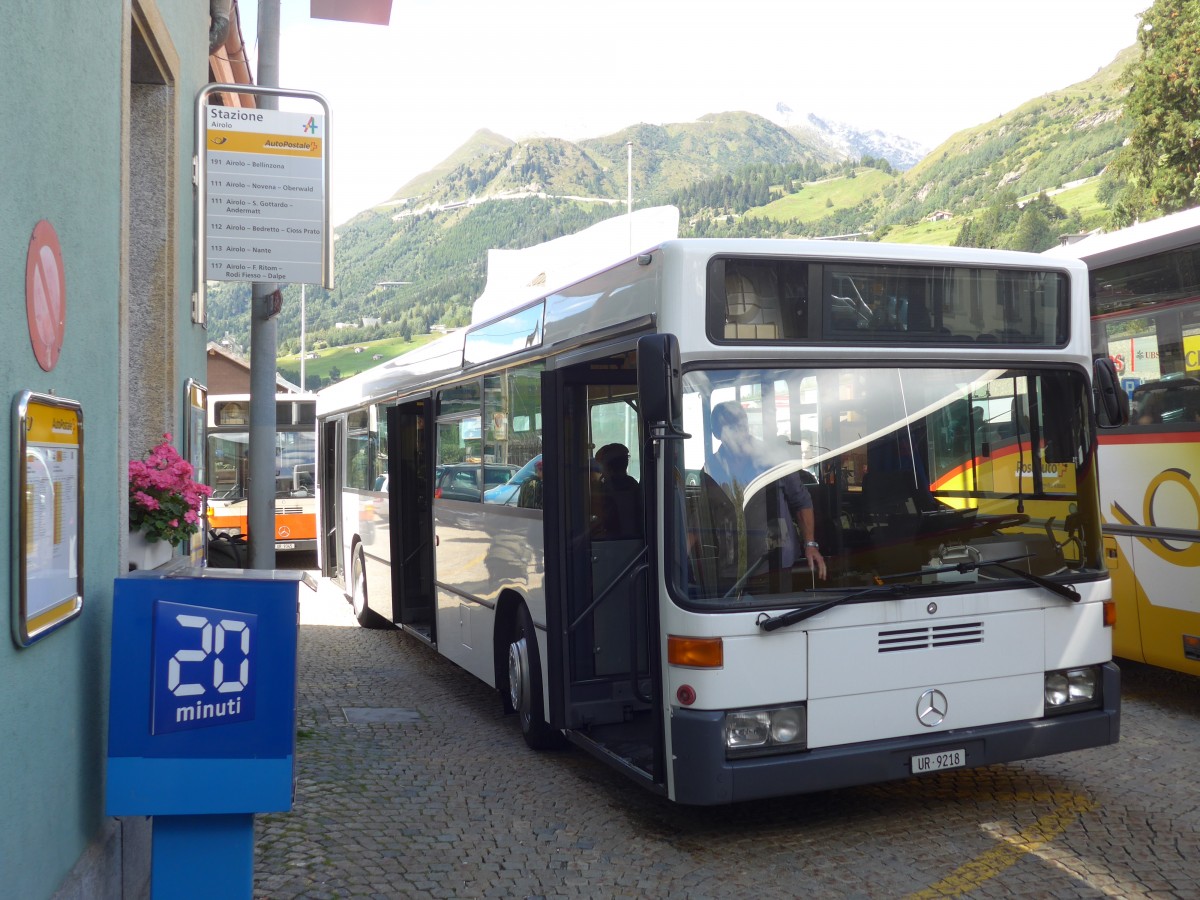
[107,568,301,899]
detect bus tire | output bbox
[506,606,560,750]
[350,545,390,629]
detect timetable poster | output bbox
[17,394,83,644]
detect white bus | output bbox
[1048,207,1200,676]
[318,227,1123,804]
[206,392,318,553]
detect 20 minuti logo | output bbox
[151,600,257,735]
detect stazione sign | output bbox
[204,105,327,285]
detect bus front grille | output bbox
[877,622,984,652]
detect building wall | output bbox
[0,3,211,897]
[208,347,255,394]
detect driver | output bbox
[707,400,826,584]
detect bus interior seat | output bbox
[862,470,922,518]
[905,301,932,334]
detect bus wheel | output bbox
[506,607,559,750]
[350,545,389,629]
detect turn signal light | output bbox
[1103,600,1116,628]
[668,635,723,668]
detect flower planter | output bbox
[129,529,173,571]
[129,433,212,560]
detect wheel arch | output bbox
[493,588,526,708]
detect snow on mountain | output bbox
[770,103,927,171]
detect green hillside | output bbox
[749,168,894,225]
[880,46,1135,227]
[276,332,440,389]
[388,129,515,202]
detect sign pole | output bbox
[248,0,282,571]
[152,814,256,899]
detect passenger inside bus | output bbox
[592,443,642,539]
[1135,392,1163,425]
[517,457,543,509]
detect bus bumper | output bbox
[669,661,1120,806]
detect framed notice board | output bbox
[12,391,83,646]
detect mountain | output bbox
[800,113,927,171]
[380,111,844,215]
[769,102,927,170]
[387,128,515,203]
[877,47,1134,227]
[203,45,1137,386]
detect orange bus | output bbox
[206,392,318,552]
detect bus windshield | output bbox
[669,365,1102,609]
[208,429,317,501]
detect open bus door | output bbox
[320,418,343,580]
[544,349,666,793]
[387,398,436,644]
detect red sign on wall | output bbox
[26,220,66,372]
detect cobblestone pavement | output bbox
[253,572,1200,899]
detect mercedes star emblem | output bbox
[916,689,948,727]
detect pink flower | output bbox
[129,434,210,547]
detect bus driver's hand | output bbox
[805,543,827,581]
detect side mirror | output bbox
[637,333,689,441]
[1093,357,1130,428]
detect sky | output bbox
[234,0,1151,226]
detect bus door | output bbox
[545,354,664,788]
[320,417,343,580]
[388,399,436,644]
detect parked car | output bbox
[483,455,542,506]
[434,463,518,502]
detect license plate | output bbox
[911,748,965,774]
[276,542,296,550]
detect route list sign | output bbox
[204,106,326,285]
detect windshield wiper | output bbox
[881,552,1080,603]
[756,551,1081,633]
[757,582,936,631]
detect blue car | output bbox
[434,463,518,502]
[484,455,542,506]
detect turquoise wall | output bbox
[0,3,210,896]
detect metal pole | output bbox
[248,0,281,570]
[299,283,306,391]
[626,141,633,253]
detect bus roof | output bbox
[318,237,1088,417]
[1044,206,1200,269]
[317,328,468,416]
[471,206,679,324]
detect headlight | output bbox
[1044,666,1101,715]
[724,704,807,758]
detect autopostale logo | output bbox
[151,600,257,735]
